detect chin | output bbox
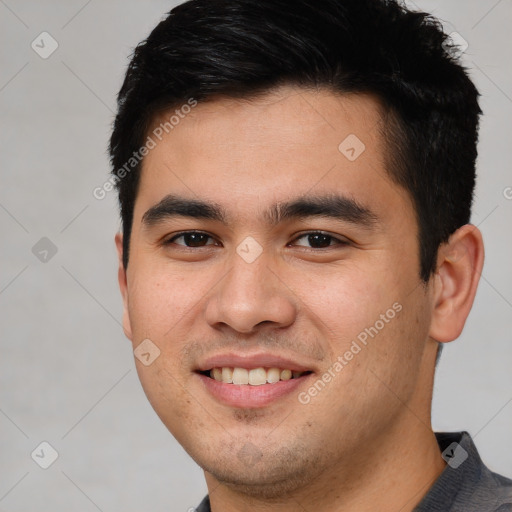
[199,443,325,499]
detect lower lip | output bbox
[197,373,311,408]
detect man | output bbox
[109,0,512,510]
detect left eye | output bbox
[292,232,347,249]
[167,232,218,247]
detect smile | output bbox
[195,353,316,407]
[205,367,311,386]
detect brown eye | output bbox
[167,232,217,247]
[306,233,332,248]
[292,232,348,249]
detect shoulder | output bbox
[415,432,512,512]
[195,495,211,512]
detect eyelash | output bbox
[163,230,350,249]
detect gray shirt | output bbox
[195,432,512,511]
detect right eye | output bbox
[164,231,220,248]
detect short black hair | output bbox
[109,0,481,281]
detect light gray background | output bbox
[1,1,511,511]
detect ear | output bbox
[115,232,133,341]
[429,224,485,343]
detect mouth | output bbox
[194,354,315,408]
[199,367,312,385]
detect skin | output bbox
[115,86,484,512]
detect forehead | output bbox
[148,87,384,160]
[136,86,412,224]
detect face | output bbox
[118,86,437,496]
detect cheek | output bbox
[126,262,202,342]
[285,263,388,346]
[289,263,427,395]
[135,361,199,448]
[358,289,432,401]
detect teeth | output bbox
[267,367,281,383]
[221,367,233,383]
[280,369,292,381]
[248,368,267,386]
[208,367,306,385]
[232,368,249,385]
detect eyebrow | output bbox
[142,195,226,226]
[266,195,379,228]
[141,193,379,230]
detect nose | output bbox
[204,251,297,334]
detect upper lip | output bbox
[196,352,316,373]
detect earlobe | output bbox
[429,225,484,343]
[115,232,133,341]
